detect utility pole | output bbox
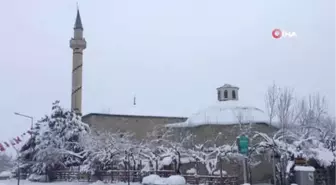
[273,149,277,185]
[14,111,33,185]
[243,157,247,183]
[237,135,249,184]
[12,145,20,185]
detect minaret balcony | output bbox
[70,38,87,49]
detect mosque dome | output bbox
[166,84,270,128]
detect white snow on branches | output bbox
[20,101,90,175]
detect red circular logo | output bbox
[272,29,282,39]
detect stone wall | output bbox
[82,113,187,139]
[83,113,279,183]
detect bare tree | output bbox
[265,83,279,126]
[275,87,298,184]
[297,93,327,126]
[139,128,193,174]
[232,107,254,135]
[263,84,334,184]
[276,87,299,129]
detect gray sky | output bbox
[0,0,334,149]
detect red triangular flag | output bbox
[16,137,22,143]
[0,143,5,151]
[14,137,21,144]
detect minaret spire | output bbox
[70,6,87,115]
[74,4,83,30]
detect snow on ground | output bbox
[186,168,196,174]
[142,174,186,185]
[213,170,227,176]
[166,101,272,128]
[0,179,88,185]
[0,175,186,185]
[0,171,12,178]
[294,166,315,172]
[0,180,141,185]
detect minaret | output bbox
[70,8,86,114]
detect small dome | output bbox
[167,101,270,127]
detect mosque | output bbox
[69,9,277,182]
[69,9,275,139]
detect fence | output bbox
[48,167,335,185]
[51,170,239,185]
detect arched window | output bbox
[232,90,236,99]
[217,91,221,100]
[224,90,228,98]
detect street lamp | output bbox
[13,112,34,185]
[14,112,34,185]
[14,112,34,130]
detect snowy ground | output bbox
[0,180,141,185]
[0,179,274,185]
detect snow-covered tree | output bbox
[81,130,140,174]
[185,132,241,175]
[263,84,336,184]
[139,128,193,174]
[20,101,90,176]
[0,153,13,172]
[189,143,236,175]
[251,126,335,184]
[319,116,336,152]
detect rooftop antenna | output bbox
[76,2,79,10]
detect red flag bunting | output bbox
[13,137,21,144]
[0,130,31,151]
[0,143,5,151]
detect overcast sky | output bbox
[0,0,334,152]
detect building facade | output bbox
[82,113,187,139]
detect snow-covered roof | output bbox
[166,101,270,128]
[84,105,187,119]
[83,113,187,120]
[217,84,239,89]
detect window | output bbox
[217,91,221,100]
[224,90,228,98]
[232,90,236,99]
